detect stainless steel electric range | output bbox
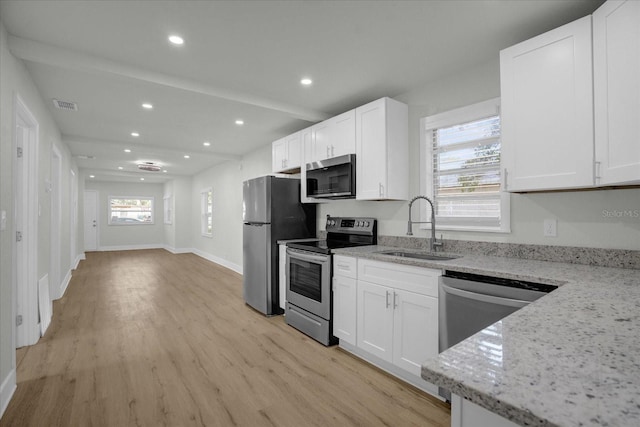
[285,216,377,345]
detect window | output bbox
[108,196,154,225]
[420,98,509,232]
[163,195,172,225]
[201,188,213,237]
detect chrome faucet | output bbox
[407,195,442,252]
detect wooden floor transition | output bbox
[1,249,450,427]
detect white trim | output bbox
[73,253,85,270]
[163,245,194,255]
[13,93,40,348]
[98,244,164,252]
[192,248,242,275]
[50,144,62,301]
[0,369,17,419]
[59,269,72,299]
[107,195,155,225]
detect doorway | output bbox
[50,145,62,299]
[70,169,78,268]
[13,94,39,348]
[84,190,98,251]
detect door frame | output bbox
[13,93,40,349]
[83,189,99,251]
[50,144,62,299]
[70,169,78,268]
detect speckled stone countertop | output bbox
[332,245,640,427]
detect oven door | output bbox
[286,248,331,320]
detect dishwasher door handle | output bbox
[440,282,531,309]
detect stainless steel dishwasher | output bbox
[439,270,558,352]
[438,270,557,400]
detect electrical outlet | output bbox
[544,219,557,237]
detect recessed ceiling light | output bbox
[140,178,145,181]
[118,166,124,170]
[124,149,132,153]
[184,155,190,159]
[301,78,313,86]
[203,141,211,147]
[163,170,168,173]
[131,132,139,137]
[168,35,184,45]
[89,175,95,178]
[235,119,244,125]
[142,103,153,109]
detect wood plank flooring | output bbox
[1,249,450,427]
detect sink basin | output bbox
[376,250,460,261]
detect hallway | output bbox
[1,250,449,426]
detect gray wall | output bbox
[1,20,79,406]
[317,59,640,251]
[84,180,165,250]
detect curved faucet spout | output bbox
[407,195,442,252]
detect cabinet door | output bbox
[311,120,331,161]
[284,132,302,170]
[392,289,438,376]
[594,0,640,185]
[272,138,287,172]
[357,281,394,363]
[333,275,357,346]
[356,98,387,199]
[331,109,356,158]
[500,16,594,191]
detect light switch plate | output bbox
[544,219,557,237]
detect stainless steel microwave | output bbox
[306,154,356,199]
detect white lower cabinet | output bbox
[333,256,441,394]
[451,395,519,427]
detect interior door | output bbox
[84,190,98,251]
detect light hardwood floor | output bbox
[1,249,450,427]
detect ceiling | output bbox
[0,0,605,183]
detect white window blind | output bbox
[422,98,509,232]
[201,188,213,237]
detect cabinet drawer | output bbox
[333,255,357,279]
[358,259,440,297]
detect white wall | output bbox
[188,144,272,273]
[316,59,640,251]
[0,19,79,416]
[84,180,165,250]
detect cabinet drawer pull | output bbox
[393,292,398,309]
[385,291,391,308]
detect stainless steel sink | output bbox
[376,250,460,261]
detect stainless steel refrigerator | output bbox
[242,176,316,315]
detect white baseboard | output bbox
[58,269,72,299]
[73,253,85,270]
[163,245,193,255]
[192,248,243,275]
[0,368,16,419]
[98,244,165,252]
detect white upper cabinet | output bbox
[593,0,640,185]
[272,132,302,173]
[355,97,409,200]
[500,16,594,192]
[311,109,356,161]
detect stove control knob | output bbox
[364,221,370,227]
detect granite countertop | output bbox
[332,245,640,427]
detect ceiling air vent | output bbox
[137,162,161,172]
[52,99,78,111]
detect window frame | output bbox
[107,195,155,226]
[163,195,173,225]
[419,98,510,233]
[200,187,213,237]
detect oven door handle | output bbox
[286,248,329,263]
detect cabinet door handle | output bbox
[503,168,508,190]
[595,161,601,184]
[331,145,335,157]
[379,183,384,197]
[393,292,398,309]
[326,146,330,158]
[385,291,391,308]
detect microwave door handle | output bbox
[287,248,329,263]
[440,282,530,309]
